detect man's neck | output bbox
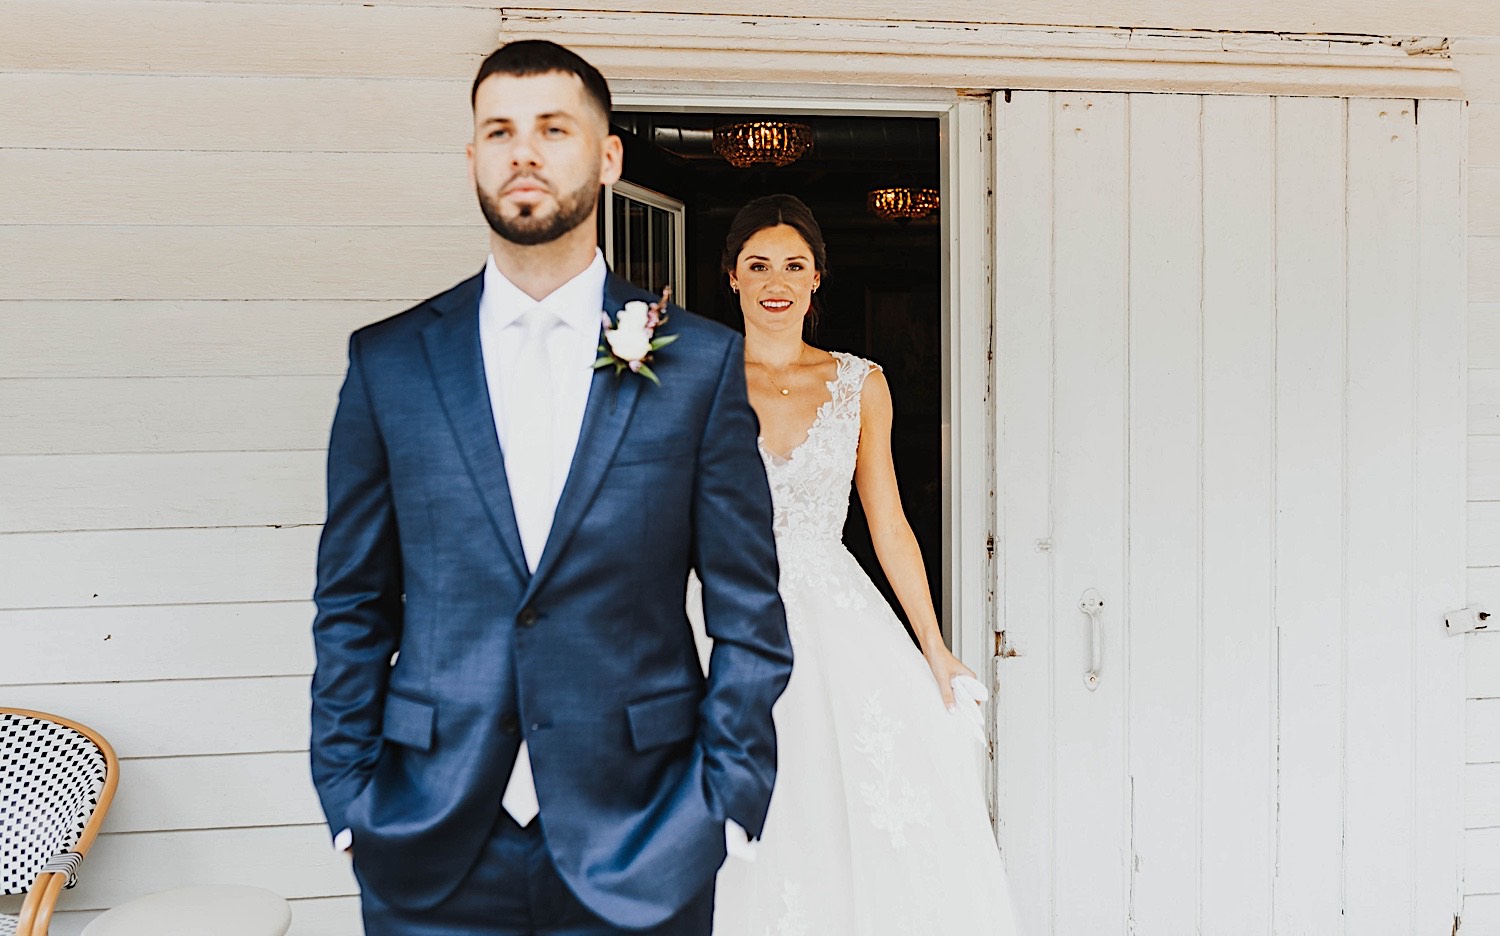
[489,223,599,303]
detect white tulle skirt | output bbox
[689,540,1018,936]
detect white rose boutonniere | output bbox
[595,285,678,386]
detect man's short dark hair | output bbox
[471,40,612,124]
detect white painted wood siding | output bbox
[1457,36,1500,936]
[0,2,498,933]
[995,90,1468,935]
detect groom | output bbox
[309,40,793,934]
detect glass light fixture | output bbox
[712,121,815,168]
[868,186,941,222]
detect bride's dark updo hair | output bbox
[721,194,828,276]
[722,194,829,331]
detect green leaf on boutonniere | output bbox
[636,363,661,386]
[649,334,679,352]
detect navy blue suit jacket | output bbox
[309,270,793,928]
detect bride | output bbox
[690,194,1017,935]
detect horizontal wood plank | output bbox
[0,301,400,379]
[1477,168,1500,237]
[1471,502,1500,566]
[1469,567,1500,609]
[1470,828,1500,894]
[0,525,318,609]
[0,451,324,533]
[0,675,312,757]
[1472,437,1500,500]
[287,896,363,936]
[57,825,356,912]
[1475,237,1500,303]
[0,225,484,301]
[0,602,314,686]
[1474,634,1500,699]
[0,0,497,79]
[1472,763,1500,829]
[1465,895,1500,932]
[108,751,324,832]
[1453,41,1500,98]
[1471,304,1500,371]
[0,73,469,152]
[1476,104,1500,168]
[0,376,340,456]
[110,0,1500,37]
[1471,369,1500,435]
[1472,698,1500,763]
[0,151,473,226]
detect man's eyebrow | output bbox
[480,112,579,126]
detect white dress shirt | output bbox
[337,251,752,859]
[480,250,607,563]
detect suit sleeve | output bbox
[309,331,404,838]
[692,332,794,838]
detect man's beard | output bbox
[477,175,598,246]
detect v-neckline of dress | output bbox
[757,356,843,465]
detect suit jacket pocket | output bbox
[611,440,695,467]
[382,691,436,751]
[625,687,701,752]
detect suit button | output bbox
[518,607,539,628]
[500,714,520,735]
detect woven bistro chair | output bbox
[1,709,119,936]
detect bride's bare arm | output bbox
[852,367,975,707]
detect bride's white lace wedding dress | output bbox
[689,351,1017,936]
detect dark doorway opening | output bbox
[606,111,944,639]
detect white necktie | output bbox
[501,309,558,827]
[506,309,560,571]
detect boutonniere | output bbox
[595,286,679,386]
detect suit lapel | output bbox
[524,272,649,598]
[419,271,531,583]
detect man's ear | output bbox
[600,134,624,186]
[465,141,476,187]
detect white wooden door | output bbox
[994,91,1467,935]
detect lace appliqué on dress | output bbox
[852,693,934,850]
[763,880,810,936]
[759,351,881,556]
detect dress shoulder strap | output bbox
[828,351,883,419]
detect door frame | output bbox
[612,85,998,810]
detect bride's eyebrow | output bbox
[744,255,809,262]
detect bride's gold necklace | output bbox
[748,358,797,396]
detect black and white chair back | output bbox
[1,709,118,936]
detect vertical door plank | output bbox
[1124,91,1204,936]
[1199,93,1277,936]
[1413,97,1468,929]
[1344,97,1420,934]
[1272,95,1349,935]
[995,89,1057,936]
[1050,90,1130,936]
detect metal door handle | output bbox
[1079,589,1103,690]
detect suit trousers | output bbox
[358,810,715,936]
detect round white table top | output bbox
[80,885,291,936]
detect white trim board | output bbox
[502,11,1462,99]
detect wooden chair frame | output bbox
[2,708,120,936]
